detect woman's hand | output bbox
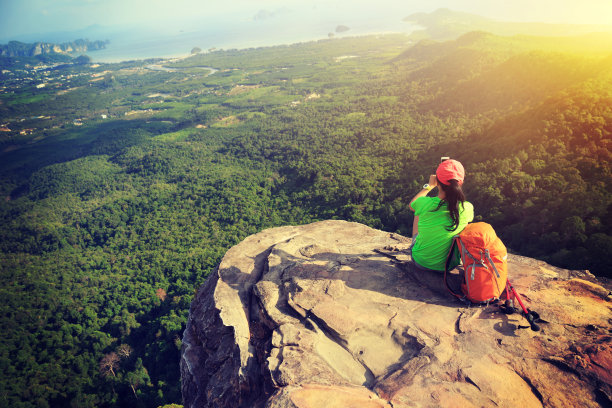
[428,174,438,188]
[409,174,439,211]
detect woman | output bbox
[409,159,474,271]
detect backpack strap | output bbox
[484,249,504,298]
[444,237,465,300]
[484,249,501,278]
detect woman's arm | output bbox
[409,174,438,211]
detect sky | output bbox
[1,0,612,42]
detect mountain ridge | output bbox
[0,38,108,57]
[404,8,612,40]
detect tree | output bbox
[74,55,91,64]
[125,358,150,398]
[99,352,120,377]
[155,288,167,302]
[117,344,133,359]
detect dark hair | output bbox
[433,177,466,231]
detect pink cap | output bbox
[436,159,465,185]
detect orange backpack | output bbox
[444,222,508,303]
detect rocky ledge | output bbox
[180,220,611,408]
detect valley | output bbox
[0,29,610,407]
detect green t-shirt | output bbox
[410,197,474,271]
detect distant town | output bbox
[0,55,191,150]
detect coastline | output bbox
[85,22,420,64]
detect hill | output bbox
[0,38,108,57]
[388,32,612,275]
[404,8,612,40]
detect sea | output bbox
[78,9,421,63]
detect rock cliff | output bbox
[180,220,612,408]
[0,39,107,57]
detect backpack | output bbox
[444,222,508,303]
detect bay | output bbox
[84,11,420,63]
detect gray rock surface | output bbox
[181,220,612,408]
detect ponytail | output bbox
[434,178,466,231]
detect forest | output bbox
[0,28,610,407]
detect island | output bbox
[335,25,350,33]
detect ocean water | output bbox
[85,10,420,63]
